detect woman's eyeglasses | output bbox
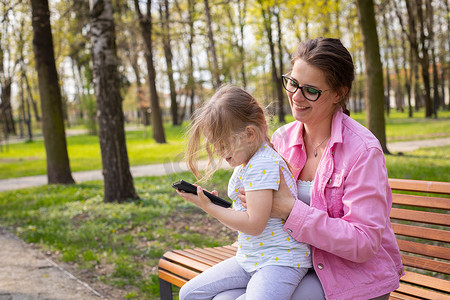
[281,75,328,102]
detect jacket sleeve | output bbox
[283,147,390,263]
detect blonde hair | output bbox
[186,85,271,181]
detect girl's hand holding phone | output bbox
[177,186,220,211]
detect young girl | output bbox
[176,85,312,300]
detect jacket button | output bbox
[317,263,324,270]
[287,228,293,234]
[398,269,403,275]
[328,179,332,184]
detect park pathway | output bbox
[0,227,106,300]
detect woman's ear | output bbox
[333,86,349,104]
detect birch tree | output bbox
[90,0,138,203]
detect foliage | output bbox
[4,0,449,129]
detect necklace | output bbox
[307,134,330,157]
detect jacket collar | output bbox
[329,109,344,147]
[286,121,305,149]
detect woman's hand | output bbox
[272,172,296,220]
[238,172,296,220]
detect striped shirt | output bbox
[228,143,312,272]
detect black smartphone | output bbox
[172,180,232,208]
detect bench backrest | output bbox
[158,179,450,300]
[388,178,450,299]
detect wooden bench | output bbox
[158,178,450,300]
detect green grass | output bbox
[1,110,449,179]
[350,110,450,141]
[0,146,448,298]
[0,170,234,299]
[385,146,450,182]
[0,124,188,179]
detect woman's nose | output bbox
[291,88,305,102]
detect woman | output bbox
[215,37,403,300]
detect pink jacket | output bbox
[272,110,404,300]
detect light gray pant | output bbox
[179,257,308,300]
[211,268,391,300]
[212,268,323,300]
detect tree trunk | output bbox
[382,9,391,116]
[204,0,221,88]
[19,73,32,141]
[426,0,439,118]
[23,71,41,122]
[415,0,433,117]
[0,79,15,136]
[388,0,404,113]
[259,2,284,123]
[134,0,166,143]
[30,0,74,184]
[238,0,247,88]
[356,0,389,154]
[19,78,25,138]
[393,0,413,116]
[25,76,33,141]
[444,0,450,110]
[130,57,149,126]
[187,0,196,117]
[160,0,179,126]
[274,2,285,123]
[70,56,84,124]
[0,26,17,137]
[90,0,138,203]
[404,0,432,117]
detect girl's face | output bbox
[214,132,253,168]
[287,59,340,127]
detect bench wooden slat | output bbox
[213,246,236,256]
[158,269,188,287]
[172,249,218,266]
[223,245,238,252]
[193,247,234,260]
[392,193,450,209]
[158,258,201,281]
[402,270,450,293]
[396,239,450,260]
[208,246,236,257]
[183,248,227,264]
[400,254,450,274]
[396,282,450,300]
[388,178,450,194]
[389,291,421,300]
[210,247,237,257]
[391,222,450,242]
[390,208,450,226]
[163,251,211,272]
